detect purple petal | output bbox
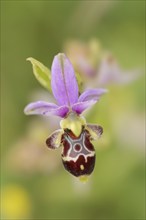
[52,105,69,117]
[46,129,63,149]
[24,101,69,118]
[72,100,97,114]
[78,88,108,102]
[51,53,78,106]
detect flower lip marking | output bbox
[61,128,96,177]
[45,122,103,178]
[74,144,82,152]
[80,164,84,170]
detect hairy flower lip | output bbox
[24,53,107,118]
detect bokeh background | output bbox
[1,1,145,219]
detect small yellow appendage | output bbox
[79,175,89,183]
[60,113,86,137]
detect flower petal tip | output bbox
[98,88,109,94]
[51,53,78,106]
[23,104,33,115]
[26,57,33,62]
[56,53,65,58]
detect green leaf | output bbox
[27,57,52,92]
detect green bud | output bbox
[27,57,51,92]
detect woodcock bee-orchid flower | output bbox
[24,53,107,181]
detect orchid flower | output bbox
[24,53,107,181]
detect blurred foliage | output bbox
[1,1,145,219]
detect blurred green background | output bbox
[1,1,145,219]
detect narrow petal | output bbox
[46,129,63,149]
[24,101,69,118]
[52,105,69,117]
[51,53,78,106]
[86,124,103,140]
[78,88,108,102]
[72,100,96,114]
